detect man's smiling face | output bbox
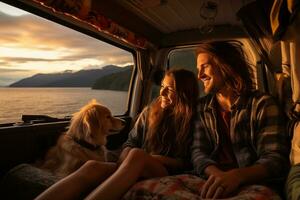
[197,53,224,94]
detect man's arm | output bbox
[254,95,289,177]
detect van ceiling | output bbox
[102,0,255,46]
[3,0,255,47]
[118,0,254,34]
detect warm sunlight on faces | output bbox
[160,75,176,109]
[197,53,224,94]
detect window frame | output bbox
[0,0,138,119]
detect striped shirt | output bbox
[191,91,289,179]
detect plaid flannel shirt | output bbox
[191,91,290,178]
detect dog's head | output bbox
[67,99,125,146]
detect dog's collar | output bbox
[71,137,100,151]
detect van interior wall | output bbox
[281,11,300,112]
[282,11,300,166]
[0,122,68,178]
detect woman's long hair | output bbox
[196,41,255,95]
[145,69,199,157]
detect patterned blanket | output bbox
[0,165,282,200]
[123,174,282,200]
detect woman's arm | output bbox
[118,108,149,166]
[122,108,148,149]
[151,154,184,171]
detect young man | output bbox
[191,41,290,199]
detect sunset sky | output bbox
[0,2,133,86]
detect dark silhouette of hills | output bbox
[92,65,133,91]
[9,65,131,89]
[9,71,74,87]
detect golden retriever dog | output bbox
[38,99,125,177]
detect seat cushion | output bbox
[0,163,60,200]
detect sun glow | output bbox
[0,2,133,86]
[0,47,71,60]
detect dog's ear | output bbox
[82,106,102,139]
[88,99,101,106]
[66,109,86,139]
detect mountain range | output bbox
[9,65,133,91]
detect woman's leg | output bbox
[35,160,117,200]
[85,148,168,200]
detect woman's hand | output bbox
[201,168,242,199]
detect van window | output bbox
[168,48,205,97]
[166,42,260,98]
[0,2,134,124]
[168,48,197,74]
[150,48,203,100]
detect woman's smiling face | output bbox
[160,75,176,109]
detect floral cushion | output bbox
[123,174,282,200]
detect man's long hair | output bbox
[196,41,255,95]
[145,69,199,157]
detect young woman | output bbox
[35,68,199,200]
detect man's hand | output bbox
[201,168,242,199]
